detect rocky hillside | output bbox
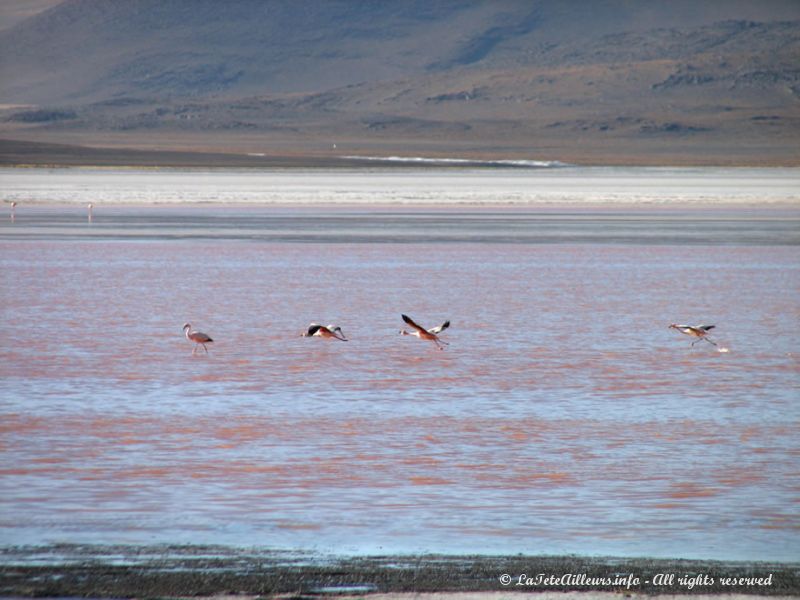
[1,0,798,164]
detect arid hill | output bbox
[1,0,798,165]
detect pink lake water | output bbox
[1,202,799,561]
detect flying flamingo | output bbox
[669,324,718,347]
[303,323,348,341]
[400,314,449,350]
[183,323,213,354]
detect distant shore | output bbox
[1,546,798,597]
[3,159,798,212]
[0,138,380,169]
[2,137,799,169]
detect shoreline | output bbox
[4,200,800,208]
[1,546,798,597]
[3,164,799,210]
[2,138,800,169]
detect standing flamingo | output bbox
[400,314,449,350]
[183,323,213,354]
[87,203,93,223]
[10,201,16,222]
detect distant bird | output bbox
[669,324,718,347]
[10,201,16,222]
[87,203,93,222]
[183,323,213,354]
[303,323,348,341]
[400,318,450,337]
[400,314,450,350]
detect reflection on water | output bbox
[1,204,799,245]
[1,208,799,561]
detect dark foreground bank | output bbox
[0,545,797,597]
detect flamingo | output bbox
[303,323,348,341]
[669,324,718,347]
[87,203,93,222]
[183,323,213,354]
[400,314,449,350]
[10,201,16,222]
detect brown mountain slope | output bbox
[1,0,798,165]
